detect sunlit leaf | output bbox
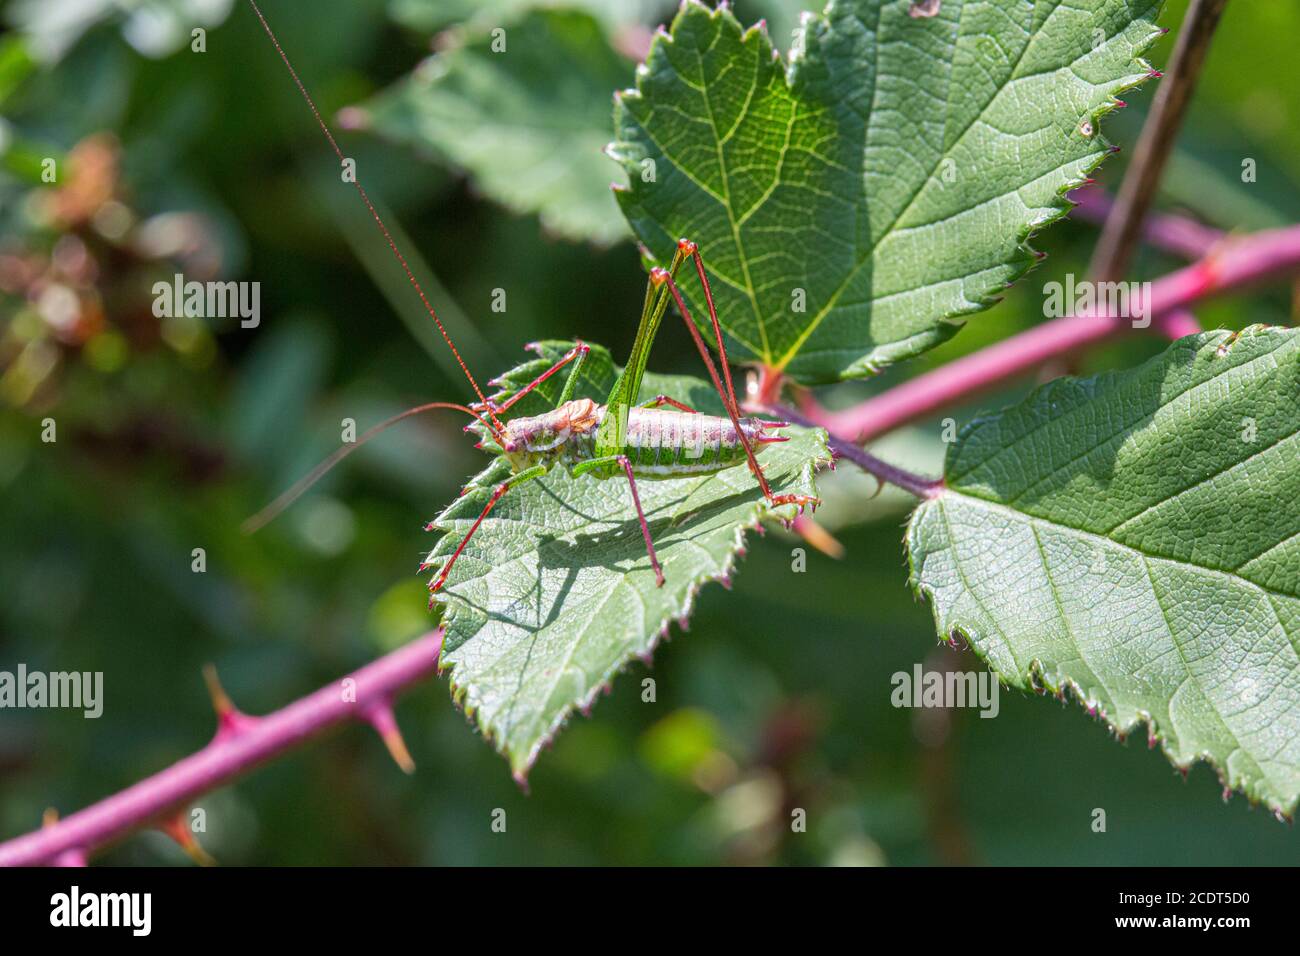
[908,327,1300,814]
[426,341,829,778]
[609,0,1163,382]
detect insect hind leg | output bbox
[652,245,818,511]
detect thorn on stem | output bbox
[792,514,845,559]
[362,701,416,774]
[203,664,259,740]
[159,811,216,866]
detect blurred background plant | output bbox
[0,0,1296,864]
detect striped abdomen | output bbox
[502,400,783,478]
[618,407,771,477]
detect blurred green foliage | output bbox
[0,0,1297,865]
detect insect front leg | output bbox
[426,463,548,595]
[481,342,590,416]
[571,454,665,588]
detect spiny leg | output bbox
[651,256,816,510]
[685,248,794,445]
[480,342,590,417]
[686,244,743,415]
[426,463,548,595]
[686,249,794,442]
[571,454,665,587]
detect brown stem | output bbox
[1088,0,1230,282]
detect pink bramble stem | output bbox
[820,225,1300,444]
[0,631,444,867]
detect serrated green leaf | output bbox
[360,9,633,244]
[609,0,1163,382]
[426,341,829,778]
[907,327,1300,814]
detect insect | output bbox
[242,2,817,591]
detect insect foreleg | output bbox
[427,463,548,595]
[571,454,665,587]
[484,342,590,416]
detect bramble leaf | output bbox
[908,327,1300,814]
[425,341,829,778]
[359,9,633,244]
[609,0,1163,382]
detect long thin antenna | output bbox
[245,0,503,433]
[241,401,492,534]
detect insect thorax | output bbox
[500,398,604,470]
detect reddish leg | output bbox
[571,453,666,587]
[687,246,744,415]
[652,250,817,510]
[618,455,665,587]
[481,342,590,417]
[426,464,547,595]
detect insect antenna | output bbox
[242,402,496,535]
[245,0,503,434]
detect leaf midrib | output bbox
[692,33,771,360]
[774,0,1046,369]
